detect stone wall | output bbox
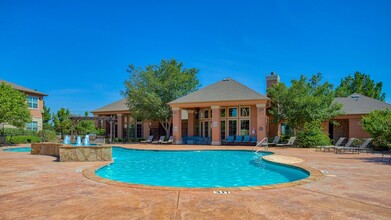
[59,146,112,162]
[31,143,61,157]
[31,143,112,162]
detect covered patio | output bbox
[168,78,270,145]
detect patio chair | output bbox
[334,138,356,154]
[250,136,257,144]
[268,136,280,146]
[140,135,154,144]
[234,136,243,143]
[276,137,296,148]
[316,137,345,152]
[381,150,391,163]
[152,136,165,144]
[242,135,251,143]
[352,138,373,154]
[162,136,174,144]
[223,136,234,145]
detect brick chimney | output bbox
[266,72,280,90]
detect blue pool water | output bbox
[3,147,31,152]
[96,147,309,188]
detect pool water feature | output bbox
[3,147,31,152]
[96,148,309,188]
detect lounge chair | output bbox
[140,135,154,144]
[268,136,280,146]
[162,136,174,144]
[335,138,356,154]
[152,136,165,144]
[250,136,257,144]
[352,138,373,154]
[242,135,251,143]
[223,136,234,145]
[381,150,391,163]
[234,136,243,143]
[316,137,345,152]
[276,137,296,147]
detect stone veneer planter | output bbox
[31,143,112,162]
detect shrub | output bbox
[7,135,41,144]
[296,122,331,148]
[37,130,57,142]
[0,128,38,136]
[362,109,391,151]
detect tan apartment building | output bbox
[0,80,48,131]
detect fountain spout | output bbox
[63,135,70,144]
[84,134,90,146]
[76,136,82,146]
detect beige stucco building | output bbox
[0,80,48,131]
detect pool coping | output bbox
[83,146,324,191]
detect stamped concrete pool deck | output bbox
[1,144,391,219]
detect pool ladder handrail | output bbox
[255,137,268,152]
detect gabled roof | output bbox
[0,80,48,96]
[169,78,269,105]
[334,93,391,115]
[91,99,129,113]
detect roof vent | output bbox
[351,94,360,101]
[223,77,231,81]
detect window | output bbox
[204,110,209,119]
[136,121,142,138]
[228,108,237,117]
[221,108,226,118]
[240,107,250,117]
[26,121,38,132]
[204,121,209,137]
[240,120,250,135]
[27,96,38,109]
[221,120,226,140]
[228,120,237,136]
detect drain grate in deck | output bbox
[213,191,231,194]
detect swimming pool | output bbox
[3,147,31,152]
[96,147,309,188]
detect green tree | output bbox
[122,59,200,136]
[42,103,54,131]
[268,73,342,132]
[362,109,391,150]
[0,82,31,128]
[75,120,97,136]
[295,121,331,148]
[335,71,386,101]
[52,108,71,138]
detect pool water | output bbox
[96,147,309,188]
[3,147,31,152]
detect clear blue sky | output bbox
[1,0,390,115]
